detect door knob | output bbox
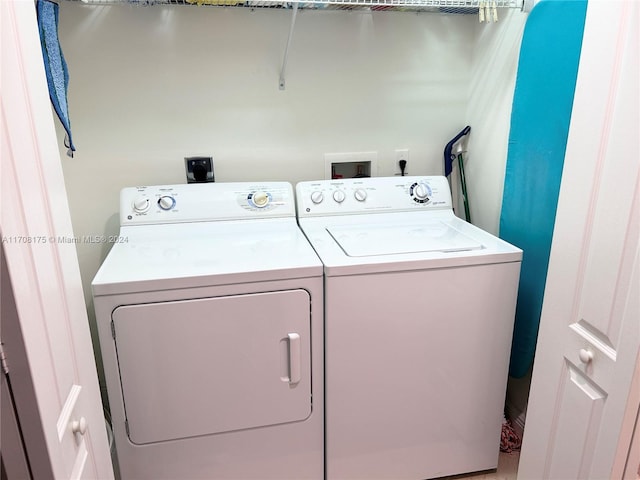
[72,417,87,435]
[579,348,594,364]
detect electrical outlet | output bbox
[185,156,214,183]
[395,149,409,176]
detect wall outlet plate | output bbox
[185,157,214,183]
[395,149,409,176]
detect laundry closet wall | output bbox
[54,3,526,348]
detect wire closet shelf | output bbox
[62,0,526,88]
[66,0,523,12]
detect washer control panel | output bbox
[120,182,294,225]
[296,176,452,217]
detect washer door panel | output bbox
[112,290,312,445]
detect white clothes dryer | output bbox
[92,182,323,479]
[296,176,522,480]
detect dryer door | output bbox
[111,289,312,445]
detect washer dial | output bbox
[310,191,324,204]
[333,190,346,203]
[354,189,367,202]
[410,182,432,204]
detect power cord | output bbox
[399,159,407,176]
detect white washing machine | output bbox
[92,182,324,479]
[296,176,522,480]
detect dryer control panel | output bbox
[296,176,452,217]
[120,182,295,225]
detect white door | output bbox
[1,1,114,479]
[518,1,639,478]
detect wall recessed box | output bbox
[325,152,377,180]
[185,156,214,183]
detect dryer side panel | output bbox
[112,289,312,445]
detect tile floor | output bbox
[441,451,520,480]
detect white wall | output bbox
[466,8,525,233]
[54,3,525,330]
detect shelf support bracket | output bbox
[279,1,299,90]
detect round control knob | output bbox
[252,191,270,208]
[333,190,346,203]
[158,196,176,211]
[310,191,324,204]
[133,197,150,213]
[412,184,430,201]
[354,189,367,202]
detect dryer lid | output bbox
[326,221,483,257]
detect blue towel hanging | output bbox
[36,0,75,157]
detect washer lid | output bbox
[327,221,483,257]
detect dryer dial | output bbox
[158,195,176,211]
[133,197,150,213]
[251,191,270,208]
